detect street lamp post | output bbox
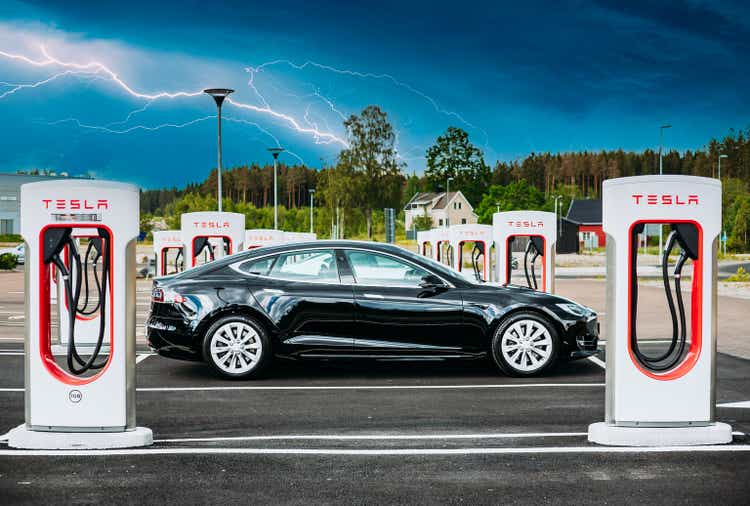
[658,124,672,257]
[718,154,728,179]
[268,147,285,230]
[553,195,563,238]
[309,189,315,234]
[446,176,454,228]
[719,154,728,255]
[203,88,234,212]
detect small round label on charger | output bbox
[69,390,82,403]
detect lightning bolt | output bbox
[45,114,306,165]
[0,45,348,148]
[247,59,487,141]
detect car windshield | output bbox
[393,246,480,284]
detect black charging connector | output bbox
[524,236,544,290]
[630,222,698,372]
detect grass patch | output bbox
[726,267,750,283]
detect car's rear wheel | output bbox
[202,315,270,379]
[491,312,559,377]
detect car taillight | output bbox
[151,287,185,304]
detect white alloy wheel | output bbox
[209,321,263,375]
[499,319,553,373]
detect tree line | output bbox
[141,108,750,251]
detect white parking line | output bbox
[1,445,749,457]
[136,354,152,364]
[587,356,606,369]
[155,432,589,443]
[136,383,606,392]
[717,401,750,408]
[0,383,606,393]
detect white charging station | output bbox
[588,175,732,446]
[8,179,152,449]
[431,227,452,265]
[417,229,433,259]
[493,211,557,293]
[285,232,317,243]
[245,228,285,250]
[153,230,184,277]
[180,212,245,267]
[449,224,493,281]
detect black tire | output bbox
[202,314,271,379]
[491,311,559,377]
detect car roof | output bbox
[173,239,471,286]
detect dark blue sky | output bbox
[0,0,747,188]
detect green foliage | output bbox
[335,105,405,237]
[0,234,22,243]
[474,181,551,224]
[0,253,18,270]
[726,267,750,282]
[424,127,489,206]
[412,213,434,231]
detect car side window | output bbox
[345,250,430,287]
[237,255,278,276]
[268,249,340,283]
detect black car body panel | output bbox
[147,241,598,365]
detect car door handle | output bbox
[362,293,385,299]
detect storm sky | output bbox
[0,0,747,188]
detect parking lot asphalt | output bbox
[1,272,749,504]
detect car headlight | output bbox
[555,303,589,317]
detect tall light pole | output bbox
[309,188,315,234]
[445,176,454,228]
[718,154,728,179]
[268,147,284,230]
[658,124,672,257]
[719,154,728,256]
[204,88,234,212]
[553,195,563,238]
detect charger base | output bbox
[7,424,153,449]
[588,421,733,446]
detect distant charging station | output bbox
[245,229,286,250]
[9,180,151,449]
[153,230,184,277]
[493,211,557,292]
[449,224,493,281]
[285,232,317,243]
[589,175,732,446]
[431,227,452,265]
[180,212,245,267]
[417,230,434,261]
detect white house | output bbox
[404,191,478,230]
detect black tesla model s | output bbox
[147,241,598,379]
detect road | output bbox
[0,271,748,504]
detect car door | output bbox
[239,248,356,355]
[342,248,475,354]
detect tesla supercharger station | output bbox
[181,212,245,267]
[8,180,152,449]
[588,175,732,446]
[431,227,452,265]
[493,211,557,293]
[285,231,317,243]
[245,229,286,250]
[153,230,184,277]
[449,224,493,281]
[417,230,433,258]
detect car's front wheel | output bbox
[202,315,271,379]
[491,312,559,377]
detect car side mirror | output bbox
[419,274,445,290]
